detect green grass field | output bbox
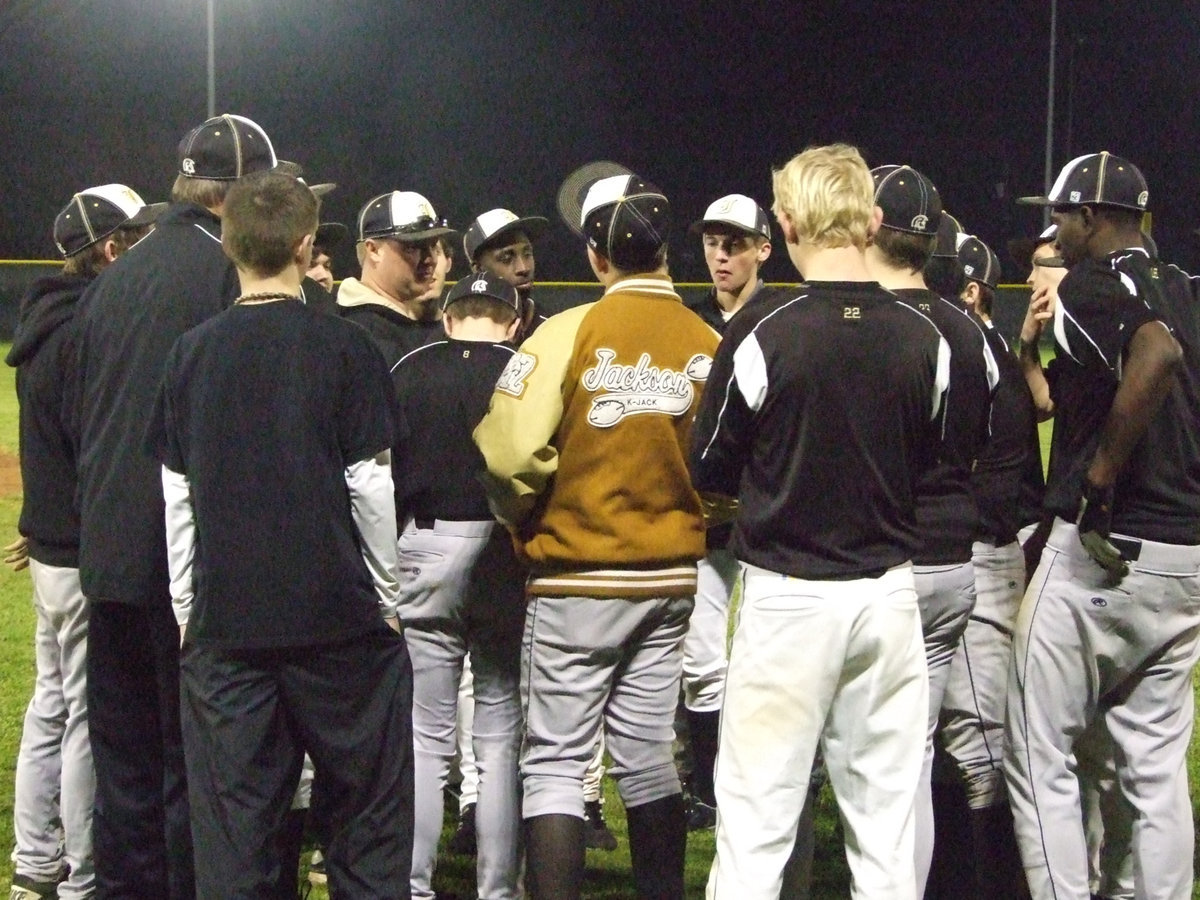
[0,351,1195,898]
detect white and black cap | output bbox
[53,184,166,257]
[357,191,455,242]
[557,161,670,270]
[872,165,943,236]
[463,208,549,261]
[177,114,278,180]
[955,234,1001,289]
[1017,151,1148,212]
[689,194,771,240]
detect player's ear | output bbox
[866,205,884,240]
[295,232,315,269]
[757,239,771,264]
[102,238,120,263]
[504,315,521,343]
[442,312,455,338]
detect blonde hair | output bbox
[771,143,874,250]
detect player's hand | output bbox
[1020,286,1056,344]
[1077,480,1129,580]
[4,536,29,572]
[700,493,739,528]
[384,615,402,634]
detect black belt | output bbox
[414,517,436,530]
[1109,535,1142,562]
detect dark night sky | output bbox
[2,0,1198,282]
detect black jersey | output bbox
[690,281,950,580]
[1041,250,1200,541]
[971,320,1042,543]
[893,290,995,564]
[6,273,90,567]
[684,280,790,336]
[75,203,239,605]
[390,338,515,521]
[1046,249,1200,542]
[144,301,396,649]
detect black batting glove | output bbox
[1077,480,1129,580]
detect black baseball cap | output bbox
[177,114,278,181]
[956,235,1001,289]
[357,191,455,242]
[930,211,964,259]
[689,194,771,240]
[1008,224,1059,270]
[871,165,943,236]
[442,271,521,314]
[53,184,166,257]
[314,222,349,251]
[1017,151,1148,212]
[558,162,670,270]
[463,209,549,261]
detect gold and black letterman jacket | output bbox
[473,274,720,599]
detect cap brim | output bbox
[557,161,632,237]
[477,216,551,253]
[315,222,349,247]
[1034,254,1065,268]
[1016,195,1055,206]
[687,217,762,237]
[125,201,169,228]
[371,226,457,243]
[309,182,337,197]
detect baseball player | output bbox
[1006,152,1200,900]
[864,164,996,896]
[931,233,1037,898]
[681,193,782,830]
[308,220,348,292]
[144,170,413,898]
[473,163,717,900]
[464,207,549,338]
[390,271,526,900]
[73,113,282,898]
[336,190,455,366]
[6,185,162,900]
[693,143,949,900]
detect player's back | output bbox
[75,203,237,604]
[695,281,948,580]
[390,338,515,522]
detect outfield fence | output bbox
[0,262,1036,346]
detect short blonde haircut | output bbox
[771,143,875,250]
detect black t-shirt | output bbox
[1047,250,1200,542]
[893,289,993,564]
[75,203,239,605]
[690,281,949,580]
[971,321,1042,542]
[145,301,397,649]
[390,338,514,521]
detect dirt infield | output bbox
[0,449,21,498]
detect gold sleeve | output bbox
[473,304,594,527]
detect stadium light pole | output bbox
[206,0,215,118]
[1043,0,1057,228]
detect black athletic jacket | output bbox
[6,273,90,567]
[970,320,1041,545]
[691,281,950,580]
[894,290,995,565]
[75,203,238,606]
